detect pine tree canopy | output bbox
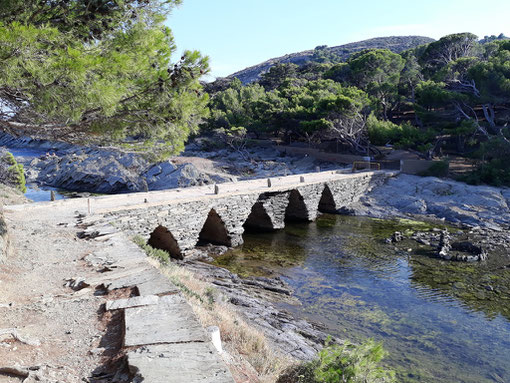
[0,0,209,154]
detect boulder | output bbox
[145,163,234,190]
[27,148,148,193]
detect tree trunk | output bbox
[482,104,496,132]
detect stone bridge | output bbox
[11,170,393,258]
[2,169,393,382]
[74,170,393,259]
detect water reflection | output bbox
[213,215,510,383]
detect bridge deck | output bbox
[6,170,393,217]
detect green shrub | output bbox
[459,138,510,186]
[460,160,510,186]
[367,115,433,151]
[2,152,26,193]
[418,160,449,178]
[132,235,170,264]
[278,338,395,383]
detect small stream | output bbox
[213,215,510,383]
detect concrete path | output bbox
[81,226,235,383]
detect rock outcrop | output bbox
[351,174,510,230]
[26,148,148,193]
[182,260,333,360]
[145,162,236,190]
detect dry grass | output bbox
[146,257,293,383]
[0,184,28,206]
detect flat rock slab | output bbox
[106,295,159,311]
[136,275,180,296]
[106,267,164,292]
[124,295,207,347]
[128,343,234,383]
[83,264,153,287]
[88,237,146,263]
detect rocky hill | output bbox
[227,35,435,84]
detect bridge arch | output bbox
[318,184,337,213]
[198,209,231,246]
[285,189,310,222]
[244,202,274,231]
[148,225,182,260]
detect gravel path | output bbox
[0,206,110,382]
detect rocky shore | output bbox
[181,259,334,361]
[175,173,510,364]
[1,132,339,195]
[350,174,510,230]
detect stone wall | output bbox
[102,172,388,259]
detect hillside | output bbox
[227,35,435,84]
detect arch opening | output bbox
[198,209,231,246]
[318,184,337,213]
[244,202,275,232]
[285,189,310,222]
[148,225,182,260]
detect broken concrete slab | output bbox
[124,295,207,347]
[86,242,146,265]
[135,275,179,296]
[106,295,159,311]
[127,342,235,383]
[82,264,153,287]
[105,267,164,292]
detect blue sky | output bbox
[167,0,510,80]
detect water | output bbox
[4,146,66,202]
[23,185,65,202]
[214,215,510,383]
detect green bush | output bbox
[132,235,170,264]
[418,160,449,178]
[278,338,395,383]
[460,160,510,187]
[2,152,26,193]
[459,137,510,186]
[367,115,432,151]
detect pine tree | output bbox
[0,0,209,154]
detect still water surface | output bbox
[214,215,510,383]
[6,147,65,202]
